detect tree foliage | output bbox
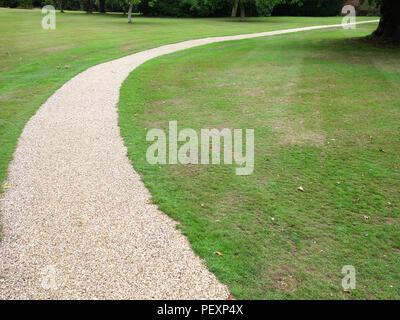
[274,0,344,17]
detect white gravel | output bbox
[0,21,378,300]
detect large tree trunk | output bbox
[372,0,400,42]
[231,0,239,17]
[99,0,105,13]
[239,0,245,22]
[128,2,133,23]
[60,0,64,13]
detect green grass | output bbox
[0,8,377,192]
[118,24,400,299]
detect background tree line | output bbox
[0,0,378,17]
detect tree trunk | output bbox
[372,0,400,42]
[86,0,93,14]
[99,0,105,13]
[231,0,239,17]
[60,0,64,13]
[239,0,245,22]
[128,3,133,24]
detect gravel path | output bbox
[0,21,378,299]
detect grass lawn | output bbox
[118,23,400,299]
[0,8,377,193]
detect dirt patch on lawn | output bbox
[270,265,298,294]
[272,117,326,146]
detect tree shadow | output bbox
[213,17,293,24]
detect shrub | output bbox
[255,0,274,17]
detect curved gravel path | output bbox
[0,21,378,299]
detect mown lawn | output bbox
[118,23,400,299]
[0,8,377,192]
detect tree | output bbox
[231,0,239,17]
[99,0,106,13]
[126,0,141,23]
[127,0,134,23]
[366,0,400,42]
[81,0,93,13]
[231,0,301,21]
[126,0,155,23]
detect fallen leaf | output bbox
[379,148,385,153]
[64,65,70,69]
[214,251,222,256]
[227,295,232,300]
[200,203,205,207]
[363,215,370,220]
[297,186,304,192]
